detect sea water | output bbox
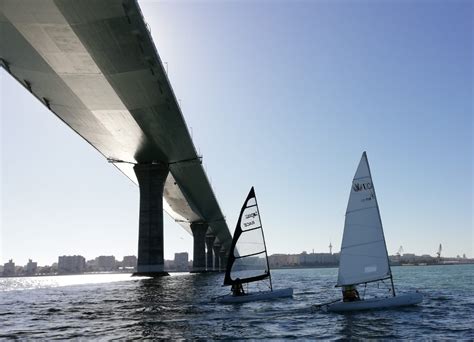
[0,264,472,339]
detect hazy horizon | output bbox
[2,248,472,269]
[1,0,472,266]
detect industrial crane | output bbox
[436,244,442,260]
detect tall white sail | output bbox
[337,152,391,286]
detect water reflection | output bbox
[0,273,137,292]
[133,273,217,339]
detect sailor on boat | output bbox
[231,280,245,296]
[342,285,360,302]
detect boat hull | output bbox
[326,292,423,312]
[217,288,293,304]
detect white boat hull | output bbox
[326,292,423,312]
[217,288,293,304]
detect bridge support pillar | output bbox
[212,243,221,272]
[219,249,228,272]
[205,235,216,271]
[191,222,208,273]
[133,163,169,277]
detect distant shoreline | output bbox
[2,262,473,278]
[271,262,474,271]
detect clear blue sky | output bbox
[1,0,472,266]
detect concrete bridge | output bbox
[0,0,231,275]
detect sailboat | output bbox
[216,187,293,304]
[325,152,422,312]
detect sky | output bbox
[1,0,472,266]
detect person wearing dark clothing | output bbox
[342,285,360,302]
[231,280,245,296]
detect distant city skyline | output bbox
[2,246,470,269]
[1,1,472,265]
[3,248,472,278]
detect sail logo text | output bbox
[353,182,373,192]
[245,212,258,219]
[244,221,255,227]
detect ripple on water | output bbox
[0,266,473,339]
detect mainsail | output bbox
[224,187,271,286]
[337,152,392,287]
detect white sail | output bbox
[224,187,270,285]
[337,152,391,286]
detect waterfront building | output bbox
[299,252,339,266]
[58,255,86,274]
[122,255,137,269]
[37,265,54,275]
[3,259,15,276]
[25,259,38,276]
[86,258,98,272]
[269,254,299,267]
[96,256,116,272]
[400,253,416,263]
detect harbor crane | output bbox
[436,244,442,260]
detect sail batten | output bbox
[353,176,371,181]
[235,251,266,259]
[241,225,263,233]
[337,152,392,287]
[341,239,386,249]
[346,206,378,214]
[223,187,270,286]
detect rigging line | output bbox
[380,279,391,292]
[337,276,392,287]
[234,251,266,259]
[346,206,378,214]
[341,239,385,249]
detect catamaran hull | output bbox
[217,288,293,304]
[326,292,423,312]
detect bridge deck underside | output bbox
[0,0,231,250]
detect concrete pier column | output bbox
[219,249,228,272]
[205,235,216,271]
[191,222,208,273]
[212,243,221,272]
[133,163,169,277]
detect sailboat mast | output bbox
[364,152,396,297]
[253,191,273,291]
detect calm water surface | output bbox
[0,265,473,339]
